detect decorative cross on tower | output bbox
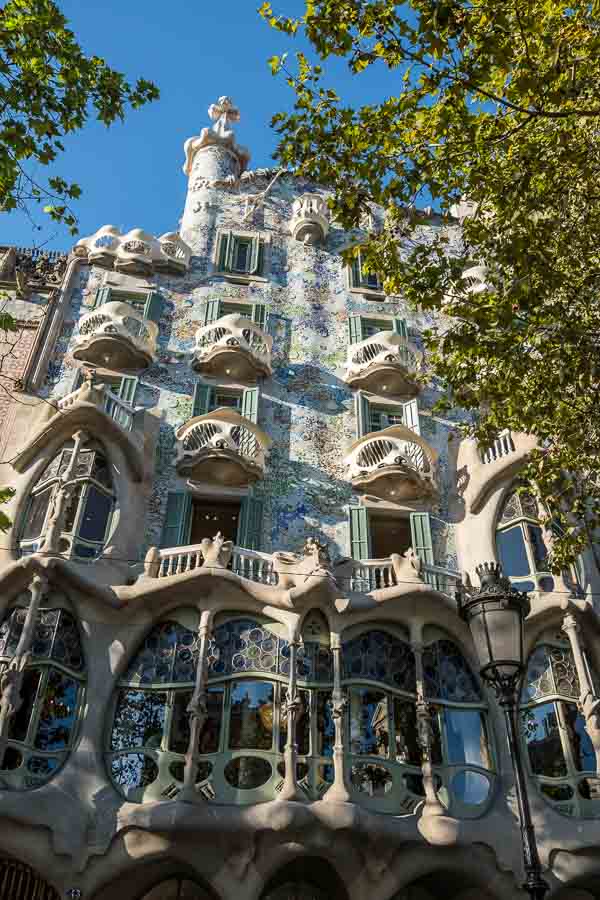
[208,96,240,138]
[182,95,250,178]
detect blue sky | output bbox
[0,0,388,253]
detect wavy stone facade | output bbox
[0,97,599,900]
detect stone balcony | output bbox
[191,313,272,381]
[175,408,272,486]
[458,430,538,513]
[73,225,191,275]
[289,193,329,244]
[345,424,438,502]
[73,301,158,371]
[344,330,421,396]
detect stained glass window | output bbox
[496,488,554,592]
[342,630,416,692]
[521,638,599,818]
[19,439,115,561]
[0,604,85,790]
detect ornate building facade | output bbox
[0,97,599,900]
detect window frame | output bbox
[348,250,385,297]
[214,230,269,282]
[495,487,554,593]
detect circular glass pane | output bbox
[451,770,490,806]
[541,782,574,802]
[224,756,272,789]
[111,753,159,795]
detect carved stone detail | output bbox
[200,532,234,569]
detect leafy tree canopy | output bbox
[261,0,600,574]
[0,0,158,233]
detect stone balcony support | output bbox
[192,313,272,381]
[345,424,438,502]
[73,301,158,371]
[458,430,538,514]
[175,409,271,486]
[344,330,421,397]
[289,193,329,245]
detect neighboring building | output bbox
[0,97,598,900]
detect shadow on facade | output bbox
[91,858,219,900]
[260,857,349,900]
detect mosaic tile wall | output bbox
[44,172,462,569]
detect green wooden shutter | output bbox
[403,398,421,435]
[350,254,362,288]
[218,231,232,271]
[200,298,222,327]
[118,376,138,405]
[249,236,262,274]
[251,303,268,330]
[237,496,263,550]
[392,318,408,339]
[92,287,112,309]
[161,492,192,548]
[192,381,214,417]
[143,291,163,324]
[348,315,363,345]
[349,507,371,560]
[242,386,259,424]
[355,391,371,437]
[410,512,436,593]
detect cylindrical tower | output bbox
[180,96,250,251]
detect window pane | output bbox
[393,698,420,765]
[169,690,192,754]
[528,525,549,571]
[8,668,41,742]
[91,452,112,488]
[316,690,334,757]
[497,525,531,578]
[78,486,112,542]
[199,686,224,754]
[443,709,491,769]
[521,702,567,777]
[21,488,53,540]
[228,680,274,750]
[349,688,389,757]
[34,669,79,751]
[233,240,250,272]
[564,702,596,772]
[110,689,167,751]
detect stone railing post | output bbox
[323,635,350,803]
[278,638,303,801]
[562,612,600,772]
[180,609,212,803]
[411,623,446,819]
[0,574,47,765]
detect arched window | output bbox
[206,611,333,803]
[0,602,85,789]
[20,439,115,560]
[342,625,420,813]
[521,635,599,817]
[496,488,554,592]
[107,609,206,802]
[422,631,494,817]
[138,878,213,900]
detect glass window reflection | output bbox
[316,691,334,758]
[111,689,167,751]
[349,688,389,757]
[521,702,567,777]
[228,680,275,751]
[443,709,491,769]
[497,526,530,578]
[393,699,420,765]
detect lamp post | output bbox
[457,562,549,900]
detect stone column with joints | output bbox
[278,637,303,801]
[40,429,87,555]
[180,609,213,803]
[0,573,48,767]
[562,612,600,772]
[411,622,446,819]
[323,634,351,803]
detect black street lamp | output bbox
[457,562,549,900]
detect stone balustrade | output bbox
[192,313,272,381]
[345,425,438,502]
[73,225,191,275]
[175,408,271,486]
[344,330,421,395]
[479,430,516,464]
[151,542,460,598]
[289,193,329,244]
[57,382,136,432]
[73,301,158,370]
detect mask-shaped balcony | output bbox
[72,301,158,371]
[175,408,272,486]
[345,424,438,501]
[191,314,273,381]
[345,331,421,396]
[290,193,329,245]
